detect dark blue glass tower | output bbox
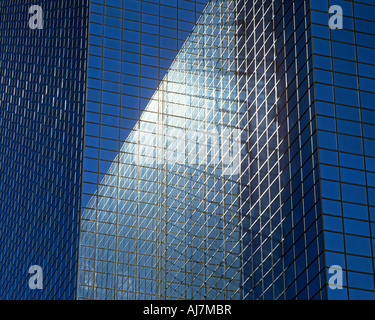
[0,0,89,299]
[311,0,375,299]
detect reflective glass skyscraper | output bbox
[1,0,375,300]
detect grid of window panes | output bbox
[82,0,208,209]
[77,0,246,299]
[237,0,325,300]
[311,0,375,300]
[0,0,88,299]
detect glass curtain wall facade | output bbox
[311,0,375,299]
[0,0,89,299]
[1,0,375,300]
[80,0,210,299]
[234,0,327,300]
[78,0,375,300]
[82,0,208,209]
[78,0,242,300]
[237,0,324,300]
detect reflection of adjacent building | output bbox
[231,0,324,300]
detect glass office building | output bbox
[1,0,374,300]
[0,0,89,299]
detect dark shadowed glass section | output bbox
[274,0,325,300]
[0,0,88,299]
[237,0,325,300]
